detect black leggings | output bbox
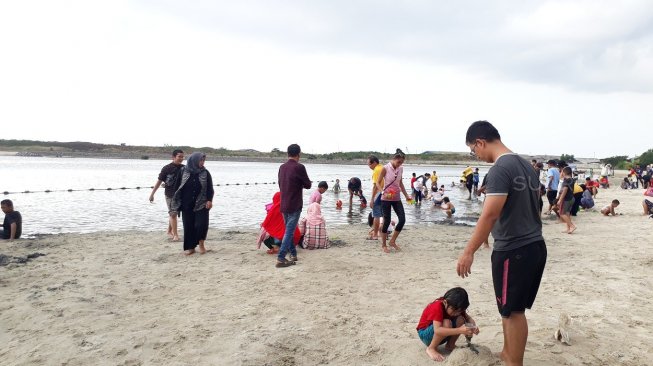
[381,200,405,233]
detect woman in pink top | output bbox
[375,149,412,253]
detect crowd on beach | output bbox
[6,121,653,366]
[139,121,653,365]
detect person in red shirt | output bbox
[416,287,479,362]
[584,177,598,196]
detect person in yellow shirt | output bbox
[431,170,438,192]
[368,155,385,240]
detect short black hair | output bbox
[612,199,620,205]
[1,199,12,207]
[172,149,183,157]
[443,196,450,203]
[287,144,301,157]
[562,166,572,176]
[368,155,379,164]
[465,120,501,144]
[442,287,470,311]
[318,181,328,189]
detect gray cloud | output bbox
[137,1,653,92]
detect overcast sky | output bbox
[1,1,652,158]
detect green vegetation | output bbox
[600,155,629,167]
[0,139,473,163]
[636,149,653,167]
[559,154,576,163]
[600,150,653,169]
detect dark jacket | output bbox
[278,159,312,213]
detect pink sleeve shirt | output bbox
[309,190,322,204]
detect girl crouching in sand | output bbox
[416,287,479,362]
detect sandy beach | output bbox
[2,183,652,366]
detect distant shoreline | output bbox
[1,150,490,166]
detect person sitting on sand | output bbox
[580,185,595,210]
[601,199,620,216]
[620,177,631,190]
[416,287,479,362]
[1,199,22,240]
[440,197,455,218]
[257,192,301,254]
[298,202,330,249]
[585,177,598,197]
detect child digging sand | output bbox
[601,199,620,216]
[416,287,479,362]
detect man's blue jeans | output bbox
[278,210,301,261]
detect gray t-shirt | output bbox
[485,154,544,251]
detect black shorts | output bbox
[491,241,547,318]
[546,190,558,205]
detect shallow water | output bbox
[1,156,488,235]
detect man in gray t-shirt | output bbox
[484,154,544,251]
[456,121,547,366]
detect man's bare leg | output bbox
[372,218,380,239]
[170,215,180,241]
[501,312,528,366]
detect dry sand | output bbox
[1,184,652,365]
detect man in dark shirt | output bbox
[1,199,22,240]
[149,149,185,241]
[457,121,547,366]
[276,144,312,268]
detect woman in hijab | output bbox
[172,152,214,255]
[257,192,301,254]
[298,202,330,249]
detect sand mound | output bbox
[445,345,501,366]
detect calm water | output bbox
[1,156,489,236]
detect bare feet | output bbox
[389,242,401,251]
[493,350,507,362]
[184,249,195,256]
[426,347,445,361]
[382,246,390,253]
[568,226,577,234]
[171,236,180,242]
